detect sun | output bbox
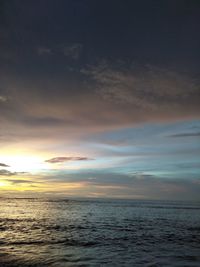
[0,155,45,173]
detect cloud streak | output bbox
[0,170,27,176]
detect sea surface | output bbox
[0,198,200,267]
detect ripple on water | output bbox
[0,198,200,266]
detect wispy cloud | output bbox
[37,47,52,55]
[0,95,8,103]
[83,62,199,110]
[45,156,93,164]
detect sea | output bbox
[0,198,200,267]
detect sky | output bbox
[0,0,200,200]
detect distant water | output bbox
[0,198,200,267]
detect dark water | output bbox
[0,198,200,267]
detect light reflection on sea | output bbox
[0,198,200,266]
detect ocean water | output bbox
[0,198,200,267]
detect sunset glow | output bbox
[0,0,199,201]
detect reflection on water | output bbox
[0,198,200,266]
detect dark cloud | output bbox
[0,60,199,147]
[45,156,93,164]
[169,132,200,138]
[0,170,15,176]
[0,163,10,167]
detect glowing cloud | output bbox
[45,156,93,164]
